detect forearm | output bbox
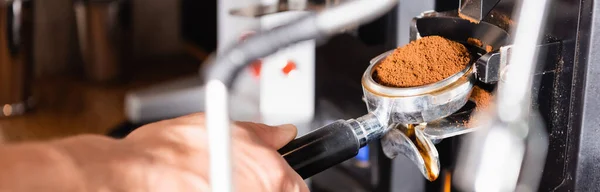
[0,135,144,192]
[0,141,86,192]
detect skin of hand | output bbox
[0,113,308,192]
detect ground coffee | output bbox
[486,45,493,53]
[459,13,480,24]
[468,37,493,53]
[466,86,493,128]
[467,37,483,47]
[470,86,492,112]
[374,36,471,87]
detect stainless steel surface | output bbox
[362,51,475,125]
[379,109,476,181]
[381,124,440,181]
[420,110,477,140]
[410,11,510,50]
[75,0,131,83]
[475,51,501,83]
[1,0,34,117]
[459,0,501,22]
[478,42,561,84]
[499,45,511,81]
[347,113,385,146]
[459,0,482,21]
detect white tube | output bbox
[206,80,232,192]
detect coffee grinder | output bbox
[299,0,600,190]
[202,0,600,191]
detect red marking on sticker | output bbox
[250,60,262,78]
[282,61,297,75]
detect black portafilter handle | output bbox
[278,115,383,179]
[278,120,361,179]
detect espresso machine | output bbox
[113,0,600,191]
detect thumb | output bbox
[235,122,298,149]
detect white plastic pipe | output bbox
[206,80,232,192]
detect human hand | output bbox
[52,113,308,192]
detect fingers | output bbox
[231,131,308,192]
[128,113,298,153]
[235,122,298,149]
[282,165,310,192]
[234,123,308,191]
[130,113,297,148]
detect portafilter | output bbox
[279,12,511,181]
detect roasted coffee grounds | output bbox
[468,37,494,53]
[467,38,483,47]
[466,116,480,128]
[487,11,514,31]
[470,86,492,111]
[374,36,471,87]
[466,86,493,128]
[459,13,480,24]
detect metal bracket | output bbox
[458,0,501,22]
[475,42,561,84]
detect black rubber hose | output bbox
[278,120,361,179]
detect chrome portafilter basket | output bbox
[280,46,480,181]
[278,10,511,182]
[362,50,474,126]
[361,50,476,181]
[367,11,512,180]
